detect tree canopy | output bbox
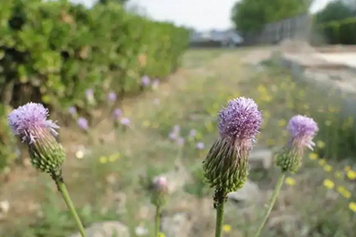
[231,0,309,34]
[314,0,355,24]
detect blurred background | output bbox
[1,0,356,236]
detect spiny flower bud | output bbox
[276,115,318,173]
[8,103,65,173]
[151,176,169,207]
[203,97,262,194]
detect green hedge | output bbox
[319,17,356,44]
[0,0,189,172]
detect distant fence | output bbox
[243,13,311,45]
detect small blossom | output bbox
[323,179,334,189]
[177,137,185,146]
[169,132,177,140]
[337,186,351,199]
[348,202,356,212]
[347,170,356,180]
[107,92,117,102]
[285,177,296,186]
[135,225,148,236]
[324,165,333,172]
[222,224,232,233]
[141,75,150,87]
[113,108,122,120]
[77,117,89,131]
[287,115,318,151]
[308,153,318,160]
[189,129,197,138]
[344,165,351,172]
[151,176,169,207]
[85,89,94,99]
[196,142,205,150]
[68,106,77,115]
[121,118,130,126]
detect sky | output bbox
[72,0,334,31]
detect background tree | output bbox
[231,0,310,34]
[314,0,354,24]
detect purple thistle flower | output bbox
[141,75,150,87]
[8,102,59,144]
[287,115,318,150]
[177,137,185,146]
[113,108,122,120]
[189,129,197,138]
[196,142,205,150]
[169,132,177,140]
[68,106,77,115]
[107,92,117,102]
[77,117,89,131]
[218,97,262,147]
[151,176,169,207]
[121,118,130,126]
[8,103,65,173]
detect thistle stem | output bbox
[53,174,87,237]
[215,201,225,237]
[155,205,161,237]
[254,172,286,237]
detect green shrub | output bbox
[0,0,189,173]
[319,17,356,44]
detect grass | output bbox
[1,47,356,237]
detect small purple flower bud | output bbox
[177,137,185,146]
[121,118,130,126]
[113,108,122,120]
[203,97,262,198]
[77,117,89,131]
[107,92,117,102]
[196,142,205,150]
[151,176,169,207]
[8,103,65,173]
[68,106,77,115]
[276,115,319,173]
[189,129,197,138]
[169,132,177,140]
[141,75,150,87]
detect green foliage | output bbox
[231,0,309,34]
[314,0,355,24]
[319,18,356,44]
[0,0,189,172]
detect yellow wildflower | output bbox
[334,171,342,179]
[347,170,356,180]
[109,153,120,162]
[99,156,108,164]
[337,186,351,199]
[316,141,325,149]
[75,150,84,159]
[285,177,296,186]
[324,165,333,172]
[348,202,356,212]
[318,159,326,166]
[344,166,351,172]
[308,153,318,160]
[158,232,166,237]
[323,179,334,189]
[223,224,232,233]
[278,119,287,127]
[142,120,151,128]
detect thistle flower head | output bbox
[276,115,318,173]
[77,117,89,131]
[121,118,130,126]
[151,176,169,207]
[8,103,65,173]
[8,102,59,144]
[196,142,205,150]
[287,115,318,150]
[218,97,262,144]
[68,106,77,115]
[113,108,122,120]
[141,75,150,86]
[203,97,262,198]
[107,92,117,102]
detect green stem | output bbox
[254,172,286,237]
[215,201,225,237]
[55,178,87,237]
[155,205,161,237]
